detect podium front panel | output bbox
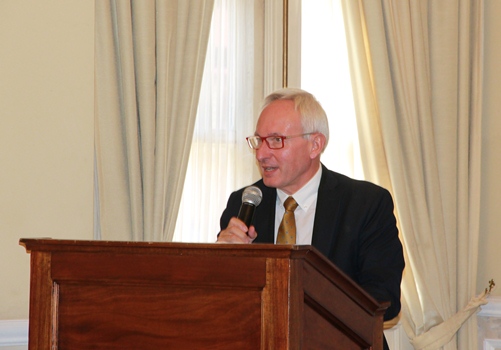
[20,239,387,350]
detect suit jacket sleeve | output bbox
[219,180,276,244]
[353,187,403,321]
[312,169,404,321]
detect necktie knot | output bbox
[284,196,298,212]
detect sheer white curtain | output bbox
[173,0,260,243]
[301,0,363,180]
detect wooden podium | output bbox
[20,239,388,349]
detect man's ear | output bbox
[310,133,326,158]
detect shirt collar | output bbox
[277,165,322,210]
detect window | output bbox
[172,0,262,242]
[301,0,362,180]
[174,0,361,243]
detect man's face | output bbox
[254,99,321,195]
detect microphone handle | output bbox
[238,202,255,227]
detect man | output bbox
[218,88,404,348]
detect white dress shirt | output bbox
[274,166,322,244]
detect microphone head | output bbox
[242,186,263,206]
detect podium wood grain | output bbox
[20,239,387,349]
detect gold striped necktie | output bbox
[277,196,298,244]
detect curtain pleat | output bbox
[95,0,214,241]
[341,0,485,348]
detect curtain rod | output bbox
[282,0,288,88]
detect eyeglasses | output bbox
[246,133,314,150]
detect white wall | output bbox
[0,0,95,323]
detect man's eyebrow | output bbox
[254,132,281,137]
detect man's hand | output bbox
[216,217,257,243]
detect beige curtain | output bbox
[94,0,214,241]
[341,0,485,349]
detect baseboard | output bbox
[0,320,28,347]
[478,296,501,317]
[384,323,414,350]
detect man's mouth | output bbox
[262,166,278,172]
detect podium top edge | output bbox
[19,237,316,255]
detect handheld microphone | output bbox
[237,186,263,227]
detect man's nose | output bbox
[255,142,272,161]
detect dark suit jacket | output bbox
[220,164,404,321]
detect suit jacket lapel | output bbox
[311,165,340,257]
[253,184,276,244]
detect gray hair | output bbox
[262,88,329,151]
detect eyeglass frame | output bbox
[246,133,315,150]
